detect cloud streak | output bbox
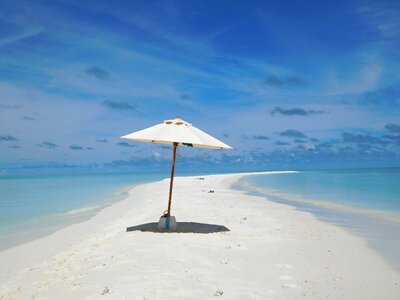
[342,133,386,144]
[270,107,326,116]
[275,141,289,146]
[85,66,112,81]
[22,116,36,121]
[0,27,42,47]
[0,104,22,109]
[279,130,306,138]
[252,135,269,140]
[70,145,83,150]
[264,75,305,87]
[363,87,400,105]
[102,100,137,111]
[357,2,400,38]
[116,142,136,148]
[37,141,59,149]
[384,134,400,144]
[385,123,400,133]
[96,139,108,143]
[0,135,18,141]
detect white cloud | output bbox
[0,27,42,47]
[357,2,400,38]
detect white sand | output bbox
[0,172,399,299]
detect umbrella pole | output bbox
[167,142,178,216]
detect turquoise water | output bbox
[0,173,167,249]
[241,168,400,270]
[245,168,400,216]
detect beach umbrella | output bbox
[120,116,232,228]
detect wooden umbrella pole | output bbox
[167,142,178,216]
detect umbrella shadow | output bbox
[126,222,230,234]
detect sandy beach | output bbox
[0,172,399,299]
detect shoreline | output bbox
[1,172,399,299]
[0,173,169,252]
[235,177,400,272]
[0,178,166,281]
[0,184,133,252]
[239,175,400,224]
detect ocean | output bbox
[239,168,400,270]
[0,173,167,250]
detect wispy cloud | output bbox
[270,107,326,116]
[264,75,305,87]
[116,142,136,148]
[70,145,84,150]
[279,129,306,138]
[37,141,59,149]
[0,27,43,47]
[21,116,36,121]
[85,66,112,81]
[252,135,269,140]
[0,104,22,109]
[96,139,108,143]
[0,135,18,141]
[69,145,92,150]
[275,140,289,146]
[385,123,400,133]
[294,139,306,143]
[180,94,192,100]
[342,133,386,144]
[383,134,400,144]
[8,145,21,149]
[102,100,137,111]
[357,2,400,38]
[363,87,400,105]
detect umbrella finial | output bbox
[176,116,181,119]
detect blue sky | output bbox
[0,0,399,174]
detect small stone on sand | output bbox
[101,286,110,295]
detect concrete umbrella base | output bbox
[157,215,177,231]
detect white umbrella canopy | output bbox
[120,116,232,223]
[121,116,232,150]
